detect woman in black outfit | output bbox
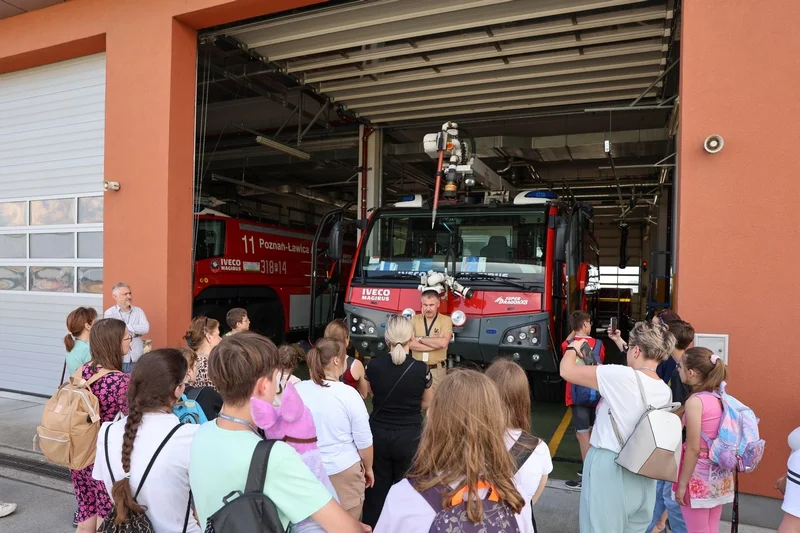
[362,314,433,528]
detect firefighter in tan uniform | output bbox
[409,289,452,392]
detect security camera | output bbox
[103,180,120,191]
[703,135,724,154]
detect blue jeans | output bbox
[122,362,135,374]
[648,480,686,533]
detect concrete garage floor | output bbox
[0,389,779,533]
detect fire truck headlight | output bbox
[451,310,466,327]
[402,308,415,319]
[349,314,377,335]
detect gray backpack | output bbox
[417,482,521,533]
[204,440,286,533]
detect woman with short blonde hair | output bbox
[560,321,674,533]
[362,314,432,527]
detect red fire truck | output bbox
[192,208,352,341]
[326,123,598,400]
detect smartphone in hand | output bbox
[579,342,598,365]
[609,317,618,334]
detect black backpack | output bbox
[204,439,286,533]
[98,423,193,533]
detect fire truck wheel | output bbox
[247,301,285,344]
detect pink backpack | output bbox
[699,383,765,473]
[251,382,339,533]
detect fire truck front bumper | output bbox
[344,305,559,374]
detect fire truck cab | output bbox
[330,190,598,400]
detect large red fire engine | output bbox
[326,122,598,400]
[192,208,352,341]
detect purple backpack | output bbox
[699,383,765,472]
[417,483,520,533]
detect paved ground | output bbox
[0,389,780,533]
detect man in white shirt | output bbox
[104,282,150,373]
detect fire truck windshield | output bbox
[357,208,548,284]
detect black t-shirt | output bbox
[365,354,432,429]
[185,385,223,421]
[657,357,677,384]
[668,367,691,442]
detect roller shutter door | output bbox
[0,54,105,396]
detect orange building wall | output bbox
[0,0,324,348]
[1,0,796,501]
[677,0,800,497]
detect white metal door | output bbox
[0,54,106,396]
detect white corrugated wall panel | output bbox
[0,54,106,198]
[0,54,105,396]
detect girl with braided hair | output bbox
[93,348,201,532]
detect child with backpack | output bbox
[62,319,131,533]
[486,358,553,533]
[181,348,223,421]
[562,311,605,489]
[252,380,340,532]
[92,349,201,532]
[188,332,367,533]
[273,344,303,407]
[375,368,525,532]
[674,347,734,532]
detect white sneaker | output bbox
[0,502,17,518]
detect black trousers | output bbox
[362,424,421,528]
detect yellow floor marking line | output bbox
[548,408,572,457]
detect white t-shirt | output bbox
[295,379,372,476]
[93,412,201,533]
[783,427,800,518]
[376,476,535,533]
[506,429,553,533]
[590,365,672,453]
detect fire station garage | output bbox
[0,0,798,521]
[193,0,677,342]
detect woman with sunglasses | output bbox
[560,321,674,533]
[71,318,131,533]
[186,316,222,389]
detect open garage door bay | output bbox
[195,0,679,343]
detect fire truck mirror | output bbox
[328,224,345,260]
[554,218,567,262]
[618,223,629,269]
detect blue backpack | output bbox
[173,388,208,425]
[570,340,602,406]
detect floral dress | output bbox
[70,364,129,523]
[674,392,735,508]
